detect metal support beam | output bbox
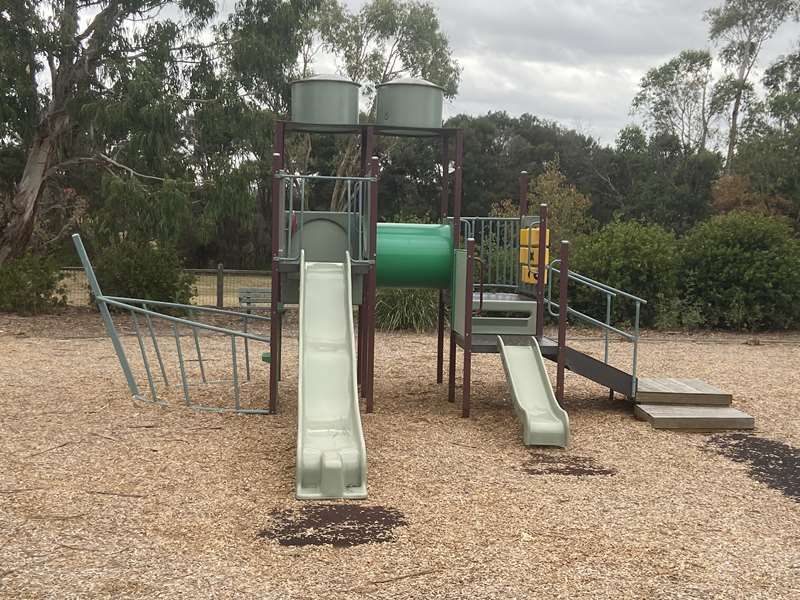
[536,203,548,340]
[462,238,475,418]
[556,241,569,406]
[437,291,445,384]
[448,130,464,404]
[269,149,282,414]
[437,134,449,385]
[365,153,379,413]
[453,130,463,247]
[519,171,529,216]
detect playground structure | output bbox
[74,75,754,501]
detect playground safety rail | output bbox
[278,172,375,262]
[545,259,647,399]
[454,216,524,289]
[72,234,272,414]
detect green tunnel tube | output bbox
[376,223,453,289]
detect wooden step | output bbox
[636,378,732,406]
[635,404,754,430]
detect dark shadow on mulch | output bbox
[523,452,617,477]
[258,504,408,547]
[707,433,799,502]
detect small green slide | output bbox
[498,336,569,447]
[296,250,367,499]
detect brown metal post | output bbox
[462,238,475,418]
[519,171,529,216]
[448,129,464,403]
[359,127,376,393]
[453,129,463,246]
[556,241,569,407]
[269,150,283,413]
[216,263,224,308]
[437,135,449,384]
[365,154,379,413]
[357,306,363,386]
[437,292,445,384]
[536,203,548,340]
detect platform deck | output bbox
[635,404,754,430]
[637,378,732,406]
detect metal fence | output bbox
[60,266,271,308]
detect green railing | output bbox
[72,234,272,414]
[546,259,647,398]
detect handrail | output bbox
[548,265,619,298]
[545,259,643,398]
[106,297,273,323]
[101,297,271,343]
[551,264,647,305]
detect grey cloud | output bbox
[345,0,798,143]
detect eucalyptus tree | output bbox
[0,0,319,263]
[632,50,724,154]
[0,0,217,263]
[705,0,799,170]
[304,0,461,209]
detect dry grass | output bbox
[1,312,799,599]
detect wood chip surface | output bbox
[1,311,799,599]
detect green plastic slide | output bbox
[497,336,570,447]
[296,251,367,499]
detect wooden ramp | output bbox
[636,378,732,406]
[635,404,754,430]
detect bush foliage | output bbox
[571,221,679,327]
[0,254,66,313]
[682,211,800,330]
[375,288,439,332]
[92,240,195,304]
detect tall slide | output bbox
[498,336,570,447]
[296,250,367,499]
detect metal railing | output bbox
[546,259,647,397]
[278,173,374,262]
[72,234,272,414]
[451,216,525,290]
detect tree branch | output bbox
[98,154,165,181]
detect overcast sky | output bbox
[206,1,798,145]
[330,0,799,145]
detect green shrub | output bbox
[652,291,706,330]
[682,211,800,330]
[375,288,439,332]
[0,254,66,314]
[571,221,680,327]
[92,240,195,304]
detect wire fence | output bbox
[60,266,272,308]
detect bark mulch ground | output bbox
[1,312,799,599]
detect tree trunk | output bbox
[0,132,54,265]
[725,91,742,173]
[725,51,750,174]
[329,138,360,211]
[0,103,71,265]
